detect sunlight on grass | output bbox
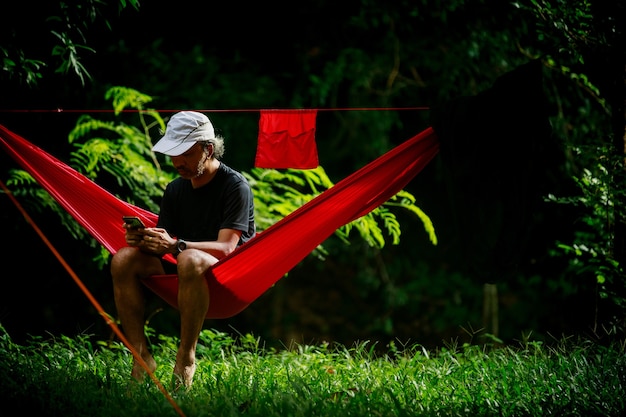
[0,324,624,416]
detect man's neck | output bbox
[190,160,220,189]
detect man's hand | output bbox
[124,222,146,247]
[141,227,176,256]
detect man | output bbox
[110,111,256,388]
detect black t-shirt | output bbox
[157,163,255,246]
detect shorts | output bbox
[161,258,178,275]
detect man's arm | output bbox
[178,228,242,259]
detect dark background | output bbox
[0,0,618,350]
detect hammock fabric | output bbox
[0,123,439,318]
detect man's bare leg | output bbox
[111,247,161,381]
[173,250,213,388]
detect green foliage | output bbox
[383,190,437,245]
[548,60,607,110]
[516,0,597,64]
[0,47,45,87]
[105,86,160,118]
[1,324,625,417]
[514,0,625,323]
[547,153,625,310]
[50,30,95,85]
[247,166,437,260]
[542,143,625,329]
[1,0,139,87]
[68,113,171,211]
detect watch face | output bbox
[177,240,187,252]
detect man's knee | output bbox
[111,246,136,271]
[111,247,162,281]
[176,249,215,278]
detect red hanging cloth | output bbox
[255,109,319,169]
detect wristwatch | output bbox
[175,239,187,254]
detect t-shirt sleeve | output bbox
[221,176,253,233]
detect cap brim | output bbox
[152,138,197,156]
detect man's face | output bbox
[170,143,208,179]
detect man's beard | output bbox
[195,153,209,177]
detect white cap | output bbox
[152,111,215,156]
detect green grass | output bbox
[1,324,624,417]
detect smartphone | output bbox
[122,216,146,229]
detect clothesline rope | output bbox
[0,107,430,113]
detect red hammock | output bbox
[0,124,439,318]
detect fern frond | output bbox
[6,169,37,187]
[68,116,119,143]
[385,199,437,245]
[380,208,402,245]
[105,86,153,114]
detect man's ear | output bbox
[205,142,214,158]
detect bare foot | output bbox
[172,362,196,390]
[131,355,157,382]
